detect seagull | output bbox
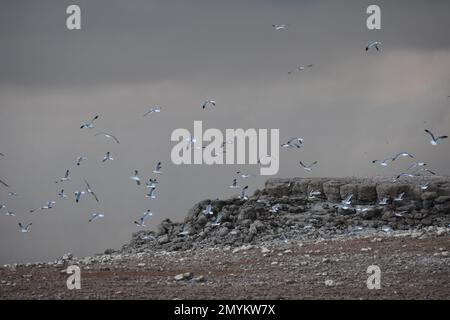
[396,172,416,179]
[298,64,314,71]
[239,186,249,201]
[419,182,429,191]
[211,213,223,227]
[76,156,87,166]
[355,207,370,213]
[143,106,162,117]
[18,223,32,233]
[56,170,71,183]
[8,192,18,197]
[0,179,9,187]
[281,137,303,149]
[272,24,289,30]
[102,152,114,162]
[30,201,55,213]
[229,179,242,189]
[84,179,99,202]
[153,162,162,174]
[80,115,99,129]
[202,100,216,109]
[414,168,436,176]
[407,162,427,171]
[379,197,389,205]
[342,194,353,206]
[392,152,414,161]
[134,210,153,227]
[146,178,159,189]
[95,132,120,144]
[366,41,381,51]
[308,190,322,200]
[74,190,85,203]
[299,161,318,171]
[89,213,105,222]
[202,204,214,215]
[130,170,141,186]
[58,189,68,199]
[425,129,448,146]
[236,171,255,179]
[372,158,394,167]
[394,192,405,202]
[269,203,281,213]
[141,234,156,241]
[145,187,157,199]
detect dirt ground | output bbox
[1,234,449,300]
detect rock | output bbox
[435,196,450,204]
[158,234,170,245]
[218,227,230,237]
[323,181,343,202]
[422,192,438,201]
[237,207,257,221]
[261,247,271,254]
[325,279,335,287]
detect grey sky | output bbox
[1,0,450,264]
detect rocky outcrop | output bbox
[122,176,450,254]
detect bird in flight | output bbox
[281,137,303,149]
[130,170,141,186]
[76,156,87,166]
[58,189,68,199]
[407,161,427,171]
[146,178,159,189]
[153,162,163,174]
[288,65,313,74]
[95,132,120,144]
[143,106,162,117]
[80,115,99,129]
[372,152,413,167]
[239,186,249,201]
[56,170,71,183]
[379,197,389,205]
[366,41,381,51]
[134,210,153,227]
[145,187,157,199]
[74,190,85,203]
[30,201,56,213]
[272,24,289,30]
[102,152,114,163]
[203,204,214,215]
[394,192,405,202]
[236,171,255,179]
[202,100,216,109]
[299,161,318,172]
[425,129,448,146]
[89,213,105,222]
[8,192,18,197]
[229,178,242,189]
[84,179,99,202]
[18,223,32,233]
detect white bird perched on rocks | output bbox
[299,161,318,172]
[394,192,405,202]
[76,156,87,166]
[425,129,448,146]
[419,182,429,191]
[203,204,214,215]
[236,171,255,179]
[269,203,281,213]
[308,190,322,200]
[56,170,70,183]
[143,106,161,117]
[80,115,99,129]
[95,132,120,144]
[58,189,68,199]
[102,152,114,163]
[153,162,162,174]
[366,41,381,51]
[84,179,99,202]
[74,190,85,203]
[202,100,216,109]
[379,197,389,205]
[272,24,289,30]
[229,179,241,189]
[239,186,249,201]
[18,222,32,233]
[130,170,141,186]
[89,213,104,222]
[134,210,153,227]
[281,137,303,149]
[145,187,157,199]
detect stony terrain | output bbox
[1,177,449,299]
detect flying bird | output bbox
[407,162,426,171]
[202,100,216,109]
[30,201,55,213]
[366,41,381,51]
[308,190,322,200]
[146,178,159,189]
[269,203,281,213]
[8,192,18,197]
[143,106,162,117]
[236,171,255,179]
[145,187,157,199]
[56,170,71,183]
[229,179,242,189]
[84,179,99,202]
[419,182,429,191]
[392,152,414,161]
[394,192,405,202]
[89,213,105,222]
[425,129,448,146]
[102,152,114,162]
[130,170,141,186]
[299,161,318,171]
[76,156,87,166]
[80,115,99,129]
[153,162,162,174]
[58,189,68,199]
[203,204,214,215]
[134,210,153,227]
[95,132,120,144]
[272,24,289,30]
[18,223,32,233]
[281,137,303,149]
[239,186,249,201]
[372,158,393,167]
[74,190,85,203]
[379,197,389,205]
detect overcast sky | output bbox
[1,0,449,264]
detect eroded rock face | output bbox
[122,176,450,254]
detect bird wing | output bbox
[425,129,436,141]
[0,179,9,187]
[311,161,318,166]
[90,191,99,202]
[299,161,306,168]
[437,135,448,141]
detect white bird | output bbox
[414,168,436,176]
[355,207,370,213]
[84,179,99,202]
[95,132,120,144]
[281,137,303,149]
[419,182,429,191]
[80,115,99,129]
[134,210,153,227]
[379,197,389,205]
[236,171,255,179]
[74,190,85,203]
[143,106,162,117]
[381,225,392,233]
[203,204,214,215]
[153,162,162,174]
[394,192,405,202]
[396,172,416,179]
[288,65,313,74]
[366,41,381,51]
[392,152,414,161]
[76,156,87,166]
[229,179,242,189]
[308,190,322,199]
[425,129,448,146]
[272,24,289,30]
[299,161,318,172]
[102,152,114,162]
[18,223,32,233]
[211,213,223,227]
[372,158,394,167]
[269,203,281,213]
[56,170,71,183]
[141,234,156,241]
[30,201,55,213]
[145,187,157,199]
[239,186,249,201]
[58,189,68,199]
[202,100,216,109]
[5,209,15,216]
[342,194,353,206]
[8,192,18,197]
[407,162,426,171]
[89,213,105,222]
[130,170,141,186]
[146,178,159,189]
